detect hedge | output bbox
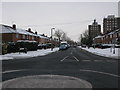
[2,43,8,55]
[1,40,39,54]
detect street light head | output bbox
[51,27,55,30]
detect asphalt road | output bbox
[2,47,120,89]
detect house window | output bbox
[27,35,29,39]
[112,34,113,38]
[16,34,19,39]
[22,35,25,39]
[29,36,31,39]
[32,36,34,40]
[110,35,112,38]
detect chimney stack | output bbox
[28,28,31,32]
[35,31,37,34]
[12,24,16,30]
[94,19,96,23]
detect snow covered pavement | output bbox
[79,46,120,59]
[0,48,59,60]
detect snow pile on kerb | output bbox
[79,46,120,59]
[0,48,59,60]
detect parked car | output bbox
[46,43,54,48]
[38,44,43,49]
[60,41,69,49]
[59,44,68,50]
[67,44,71,48]
[38,43,55,49]
[42,44,48,49]
[81,44,86,48]
[72,45,77,48]
[19,47,27,53]
[17,40,38,51]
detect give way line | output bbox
[1,69,26,74]
[60,56,79,62]
[80,69,120,78]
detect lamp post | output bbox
[51,28,55,51]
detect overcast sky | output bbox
[2,2,118,41]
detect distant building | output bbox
[88,19,101,40]
[103,15,120,34]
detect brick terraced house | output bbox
[93,29,120,45]
[0,24,58,45]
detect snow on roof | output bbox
[0,24,30,35]
[107,29,120,35]
[94,35,104,39]
[101,44,120,46]
[94,29,120,39]
[0,24,16,33]
[16,28,38,36]
[38,34,49,39]
[17,40,37,43]
[16,28,29,35]
[61,41,67,43]
[0,24,50,39]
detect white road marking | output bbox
[2,70,24,74]
[60,56,69,62]
[81,60,116,63]
[94,60,103,62]
[82,60,91,62]
[106,60,116,62]
[73,56,79,62]
[80,69,120,78]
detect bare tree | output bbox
[61,32,67,41]
[54,29,75,45]
[83,29,89,38]
[54,29,64,43]
[78,34,82,44]
[61,32,73,43]
[79,30,89,45]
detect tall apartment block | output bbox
[88,19,101,39]
[103,15,120,34]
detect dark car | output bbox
[81,45,86,48]
[59,44,68,50]
[42,44,48,49]
[38,44,43,49]
[19,47,27,53]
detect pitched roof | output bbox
[94,29,120,39]
[94,35,104,39]
[0,24,16,33]
[107,29,120,35]
[0,24,49,39]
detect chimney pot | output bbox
[12,24,16,30]
[28,28,31,32]
[35,31,37,34]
